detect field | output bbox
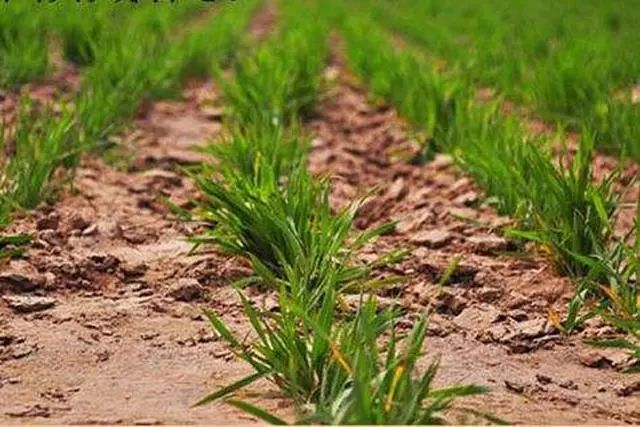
[1,0,639,424]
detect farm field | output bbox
[0,0,639,424]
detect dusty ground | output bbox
[2,11,640,426]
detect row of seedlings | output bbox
[0,1,260,229]
[191,1,496,423]
[0,2,203,87]
[360,0,640,161]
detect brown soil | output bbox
[248,0,277,41]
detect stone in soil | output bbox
[3,295,57,313]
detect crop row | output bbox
[0,0,259,227]
[330,3,639,370]
[189,1,497,423]
[357,0,640,161]
[0,2,201,86]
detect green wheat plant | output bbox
[196,273,354,409]
[362,0,640,160]
[0,233,31,261]
[0,8,49,87]
[191,159,395,295]
[457,121,619,277]
[189,3,500,424]
[202,125,307,183]
[575,201,640,372]
[342,17,467,155]
[218,25,327,129]
[189,7,383,295]
[198,295,492,425]
[505,131,619,277]
[302,305,494,425]
[339,10,620,278]
[0,101,77,226]
[0,0,258,226]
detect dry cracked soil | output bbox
[1,12,640,425]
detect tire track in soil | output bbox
[306,67,640,423]
[0,5,287,424]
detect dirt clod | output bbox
[559,380,579,390]
[411,229,453,248]
[512,318,549,339]
[36,212,60,231]
[453,304,503,331]
[133,418,161,425]
[453,190,479,206]
[468,234,509,254]
[433,289,467,315]
[617,381,640,397]
[166,278,204,302]
[578,351,615,369]
[201,106,224,120]
[0,333,16,347]
[5,404,50,418]
[10,343,34,359]
[0,263,45,293]
[535,374,552,385]
[396,208,435,233]
[69,214,92,231]
[504,380,526,394]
